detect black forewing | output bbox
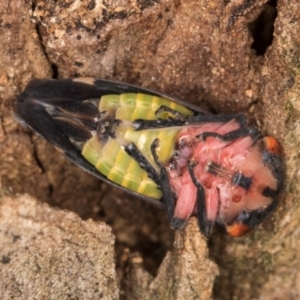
[15,78,208,207]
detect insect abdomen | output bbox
[82,93,193,199]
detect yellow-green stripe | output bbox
[82,93,194,199]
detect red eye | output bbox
[232,195,242,203]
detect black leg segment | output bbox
[124,142,161,186]
[133,118,185,131]
[186,113,248,127]
[151,139,177,223]
[188,161,214,237]
[196,127,262,142]
[155,105,187,120]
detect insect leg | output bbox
[133,118,185,131]
[196,127,262,142]
[124,142,161,186]
[155,107,247,127]
[150,138,176,223]
[188,161,213,237]
[186,113,248,127]
[155,105,187,120]
[133,112,248,131]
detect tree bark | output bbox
[0,0,297,299]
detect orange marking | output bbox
[226,222,252,237]
[263,136,282,155]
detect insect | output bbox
[15,78,284,237]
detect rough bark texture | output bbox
[0,0,298,299]
[0,193,118,299]
[123,218,218,300]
